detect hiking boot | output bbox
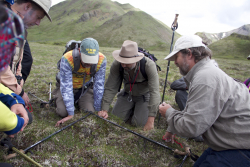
[193,135,204,142]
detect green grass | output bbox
[1,42,249,166]
[210,33,250,60]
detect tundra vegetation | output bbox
[0,42,249,167]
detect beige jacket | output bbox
[166,58,250,151]
[0,41,25,95]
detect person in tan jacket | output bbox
[159,35,250,166]
[0,0,52,106]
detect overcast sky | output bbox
[51,0,250,35]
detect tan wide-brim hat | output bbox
[33,0,52,22]
[112,40,144,64]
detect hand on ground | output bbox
[98,110,108,119]
[55,115,73,127]
[143,116,155,131]
[162,131,175,144]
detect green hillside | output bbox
[28,0,127,43]
[27,0,180,51]
[210,33,250,60]
[88,11,180,50]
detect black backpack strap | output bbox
[118,63,124,92]
[72,43,81,73]
[140,57,147,81]
[90,54,99,78]
[245,78,250,86]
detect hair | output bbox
[179,46,212,63]
[15,0,43,11]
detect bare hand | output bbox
[143,116,155,131]
[162,131,175,144]
[98,110,108,119]
[22,92,30,106]
[55,115,73,127]
[159,102,172,118]
[11,103,29,131]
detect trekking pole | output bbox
[1,138,43,167]
[4,113,91,159]
[42,80,52,101]
[157,14,179,128]
[87,111,188,156]
[179,153,189,167]
[49,82,52,101]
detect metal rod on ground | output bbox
[10,147,43,167]
[24,113,91,153]
[179,153,189,167]
[5,113,91,160]
[87,111,180,153]
[28,92,48,104]
[157,14,179,128]
[1,139,43,167]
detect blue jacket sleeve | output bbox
[0,84,25,108]
[93,58,107,111]
[60,58,75,115]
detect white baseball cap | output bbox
[164,35,205,61]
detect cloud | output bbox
[51,0,249,35]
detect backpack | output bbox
[118,47,161,92]
[56,40,98,103]
[244,78,250,92]
[138,47,161,71]
[56,40,97,83]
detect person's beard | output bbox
[179,57,190,76]
[124,67,133,72]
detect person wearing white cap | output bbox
[0,0,52,112]
[158,35,250,166]
[98,40,161,131]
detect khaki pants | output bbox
[112,91,149,127]
[53,86,94,118]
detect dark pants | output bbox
[193,147,250,167]
[18,108,32,124]
[21,40,33,82]
[0,163,13,167]
[175,90,188,111]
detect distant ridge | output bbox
[27,0,180,51]
[196,24,250,45]
[209,33,250,60]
